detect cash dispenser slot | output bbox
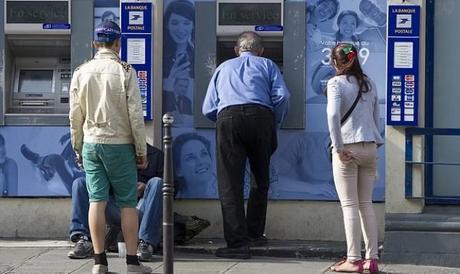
[20,101,48,106]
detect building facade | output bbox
[1,0,458,266]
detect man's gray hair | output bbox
[236,31,263,54]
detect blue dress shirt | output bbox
[202,52,290,125]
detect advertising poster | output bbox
[290,0,387,200]
[163,0,195,128]
[170,127,277,200]
[94,0,120,29]
[0,127,82,197]
[170,128,218,199]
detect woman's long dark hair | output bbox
[330,43,370,93]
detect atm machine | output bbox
[3,0,71,124]
[215,0,283,69]
[194,0,305,129]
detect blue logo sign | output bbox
[121,2,152,33]
[120,2,153,120]
[42,23,71,30]
[386,5,420,126]
[255,25,283,32]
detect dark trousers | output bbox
[216,104,277,248]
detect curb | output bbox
[174,239,347,259]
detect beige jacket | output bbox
[69,48,146,156]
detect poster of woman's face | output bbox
[171,127,279,200]
[172,128,218,199]
[163,0,195,128]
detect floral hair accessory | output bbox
[342,44,357,61]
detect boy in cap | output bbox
[69,20,151,274]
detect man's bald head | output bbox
[234,31,264,56]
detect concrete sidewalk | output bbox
[1,240,460,274]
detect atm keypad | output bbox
[60,73,71,79]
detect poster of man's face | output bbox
[94,0,120,31]
[94,7,120,27]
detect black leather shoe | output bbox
[215,246,251,259]
[249,235,268,247]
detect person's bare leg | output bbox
[89,201,107,253]
[121,207,139,255]
[122,206,152,273]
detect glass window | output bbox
[432,0,460,197]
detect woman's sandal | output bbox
[330,257,364,273]
[363,259,379,273]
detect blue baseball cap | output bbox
[94,21,122,42]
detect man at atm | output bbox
[202,31,290,259]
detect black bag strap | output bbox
[340,90,361,125]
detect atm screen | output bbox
[18,70,54,93]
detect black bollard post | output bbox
[162,113,174,274]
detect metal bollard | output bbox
[162,113,174,274]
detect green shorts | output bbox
[82,143,137,208]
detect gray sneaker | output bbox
[68,235,93,259]
[127,262,152,273]
[92,264,108,274]
[137,240,154,262]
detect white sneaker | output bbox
[127,262,152,273]
[92,264,108,274]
